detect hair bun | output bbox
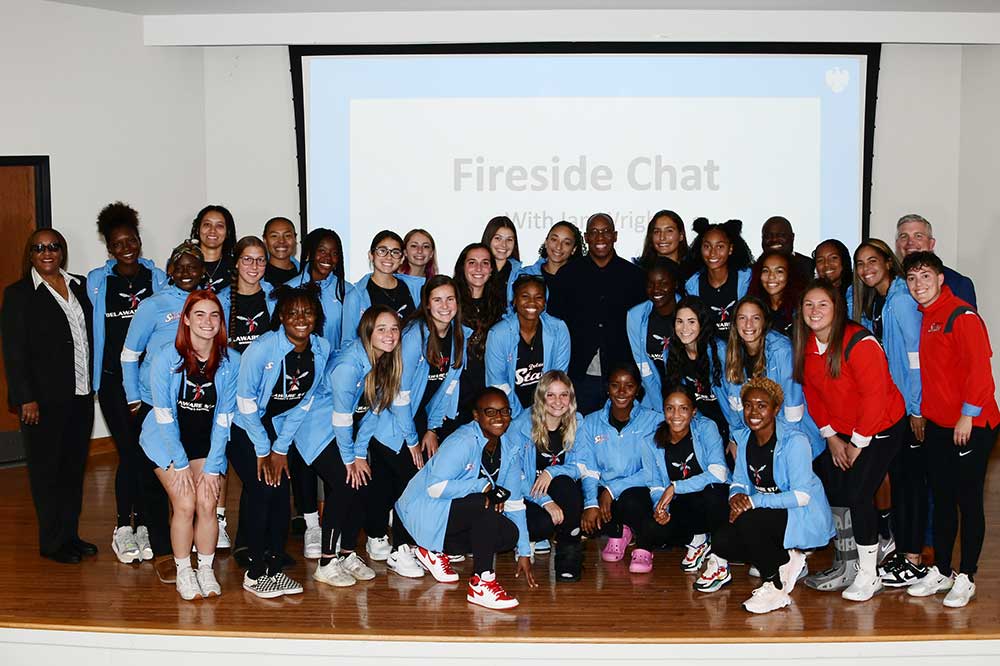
[692,217,710,234]
[723,219,743,234]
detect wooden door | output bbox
[0,157,50,463]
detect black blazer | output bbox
[1,273,94,407]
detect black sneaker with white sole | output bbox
[881,558,927,588]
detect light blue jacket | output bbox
[569,401,660,509]
[285,271,359,356]
[87,257,168,391]
[711,332,825,458]
[233,329,330,458]
[510,409,583,508]
[392,321,472,447]
[729,422,835,550]
[485,312,570,419]
[641,414,729,507]
[626,300,668,411]
[519,258,545,277]
[395,421,530,558]
[139,346,239,475]
[684,268,752,300]
[351,272,425,319]
[121,286,231,405]
[847,278,923,416]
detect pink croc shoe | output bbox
[602,525,633,562]
[629,548,654,573]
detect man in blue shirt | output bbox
[894,214,977,309]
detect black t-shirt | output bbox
[230,290,270,353]
[646,309,673,381]
[608,411,630,434]
[699,269,740,338]
[535,427,566,474]
[747,432,779,494]
[871,293,886,343]
[103,264,155,375]
[176,362,216,461]
[514,324,544,408]
[264,346,315,422]
[769,306,795,338]
[742,351,761,383]
[480,441,502,483]
[680,354,728,442]
[664,432,703,482]
[202,258,234,294]
[457,298,492,421]
[415,327,453,433]
[367,278,415,320]
[265,263,299,287]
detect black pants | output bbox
[637,484,729,550]
[22,395,94,555]
[288,443,318,515]
[443,493,519,576]
[98,377,146,527]
[889,421,928,555]
[587,486,652,539]
[816,418,905,546]
[227,424,290,578]
[713,507,790,584]
[525,475,583,542]
[134,402,171,557]
[310,442,369,556]
[925,421,997,576]
[365,439,419,546]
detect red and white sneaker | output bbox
[681,537,711,573]
[414,547,459,583]
[467,571,519,609]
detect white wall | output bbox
[0,0,207,436]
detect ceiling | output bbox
[45,0,1000,16]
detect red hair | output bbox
[174,289,229,379]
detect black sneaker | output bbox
[877,551,905,576]
[881,558,927,588]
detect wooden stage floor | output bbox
[1,451,998,644]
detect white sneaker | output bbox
[681,539,711,572]
[134,525,153,561]
[779,550,807,594]
[748,565,760,578]
[743,582,790,614]
[943,573,976,608]
[304,526,322,560]
[314,558,356,587]
[467,571,519,609]
[111,526,141,564]
[216,514,231,549]
[387,544,425,579]
[907,566,954,598]
[243,573,283,599]
[366,536,391,562]
[445,553,466,563]
[842,570,883,602]
[176,568,202,601]
[415,547,459,582]
[341,552,376,581]
[196,566,221,597]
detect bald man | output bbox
[761,216,814,281]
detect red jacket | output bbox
[918,286,999,429]
[803,321,906,447]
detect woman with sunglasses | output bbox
[351,230,425,323]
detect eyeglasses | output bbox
[239,256,268,266]
[30,242,63,254]
[481,407,512,417]
[373,247,403,258]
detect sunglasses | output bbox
[30,242,63,254]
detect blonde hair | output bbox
[358,305,403,413]
[529,371,578,453]
[740,376,784,409]
[724,296,770,385]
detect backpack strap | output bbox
[944,305,976,333]
[844,327,875,362]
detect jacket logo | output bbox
[265,362,274,370]
[286,369,309,392]
[671,452,695,479]
[237,310,265,334]
[164,311,180,323]
[594,434,606,444]
[185,379,213,401]
[750,463,767,486]
[928,323,943,333]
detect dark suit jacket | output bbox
[2,273,94,407]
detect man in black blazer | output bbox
[2,229,96,564]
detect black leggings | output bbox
[525,476,583,543]
[925,421,997,576]
[365,439,419,546]
[588,486,652,539]
[310,443,369,556]
[637,484,729,551]
[443,493,519,576]
[98,378,146,527]
[227,424,290,578]
[889,421,928,555]
[288,444,318,515]
[135,402,172,557]
[816,418,905,546]
[713,507,789,584]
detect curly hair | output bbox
[740,376,784,409]
[96,201,140,240]
[683,217,755,276]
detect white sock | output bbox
[715,555,729,568]
[198,552,215,569]
[857,543,879,576]
[175,557,192,573]
[304,511,320,529]
[216,507,226,518]
[688,533,708,548]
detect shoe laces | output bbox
[480,577,512,599]
[437,553,456,576]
